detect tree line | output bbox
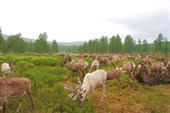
[0,31,59,53]
[0,28,169,54]
[64,34,169,54]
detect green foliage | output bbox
[123,35,135,53]
[30,57,62,66]
[16,61,35,70]
[143,39,149,52]
[136,38,142,53]
[5,33,25,53]
[83,57,93,64]
[34,32,50,53]
[1,53,170,113]
[109,34,122,53]
[36,82,95,113]
[98,36,108,53]
[1,32,170,53]
[51,39,59,53]
[121,73,131,82]
[0,34,5,52]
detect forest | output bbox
[0,30,169,54]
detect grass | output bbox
[1,53,170,113]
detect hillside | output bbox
[2,34,84,46]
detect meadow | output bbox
[1,54,170,113]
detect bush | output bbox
[16,61,35,70]
[30,57,62,66]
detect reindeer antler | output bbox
[64,81,75,92]
[64,78,82,101]
[64,81,77,99]
[77,77,82,86]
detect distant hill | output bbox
[58,41,84,46]
[2,34,84,46]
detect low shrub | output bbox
[30,57,62,66]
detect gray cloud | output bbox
[103,11,169,42]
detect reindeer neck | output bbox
[81,77,90,93]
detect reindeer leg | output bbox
[100,81,106,102]
[3,98,7,113]
[118,78,123,90]
[15,101,22,113]
[27,93,35,111]
[92,88,94,102]
[91,88,96,107]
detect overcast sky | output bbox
[0,0,169,42]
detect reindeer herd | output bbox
[1,53,170,112]
[62,53,170,106]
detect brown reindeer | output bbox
[151,63,163,74]
[106,69,123,89]
[122,61,136,77]
[97,56,109,65]
[61,58,89,77]
[0,77,34,113]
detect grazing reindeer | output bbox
[1,60,16,77]
[64,70,107,107]
[106,69,123,90]
[122,61,136,77]
[89,59,100,72]
[61,58,88,77]
[0,77,34,113]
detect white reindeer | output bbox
[64,69,107,106]
[1,60,15,77]
[89,59,100,72]
[0,77,34,113]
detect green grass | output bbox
[1,53,170,113]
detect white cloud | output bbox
[0,0,169,42]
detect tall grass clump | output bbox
[30,56,62,66]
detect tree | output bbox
[154,33,164,52]
[136,38,142,53]
[34,32,49,53]
[87,40,93,53]
[0,27,2,35]
[5,33,25,53]
[123,35,135,53]
[0,27,5,52]
[93,39,99,53]
[114,34,122,53]
[98,36,108,53]
[51,39,59,53]
[82,42,88,53]
[25,41,34,52]
[162,37,168,54]
[109,35,116,53]
[143,39,148,52]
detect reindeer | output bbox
[106,69,123,90]
[61,58,88,77]
[89,59,100,72]
[1,60,16,77]
[122,61,136,78]
[0,77,34,113]
[64,70,107,107]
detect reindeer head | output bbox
[64,77,86,107]
[61,57,72,67]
